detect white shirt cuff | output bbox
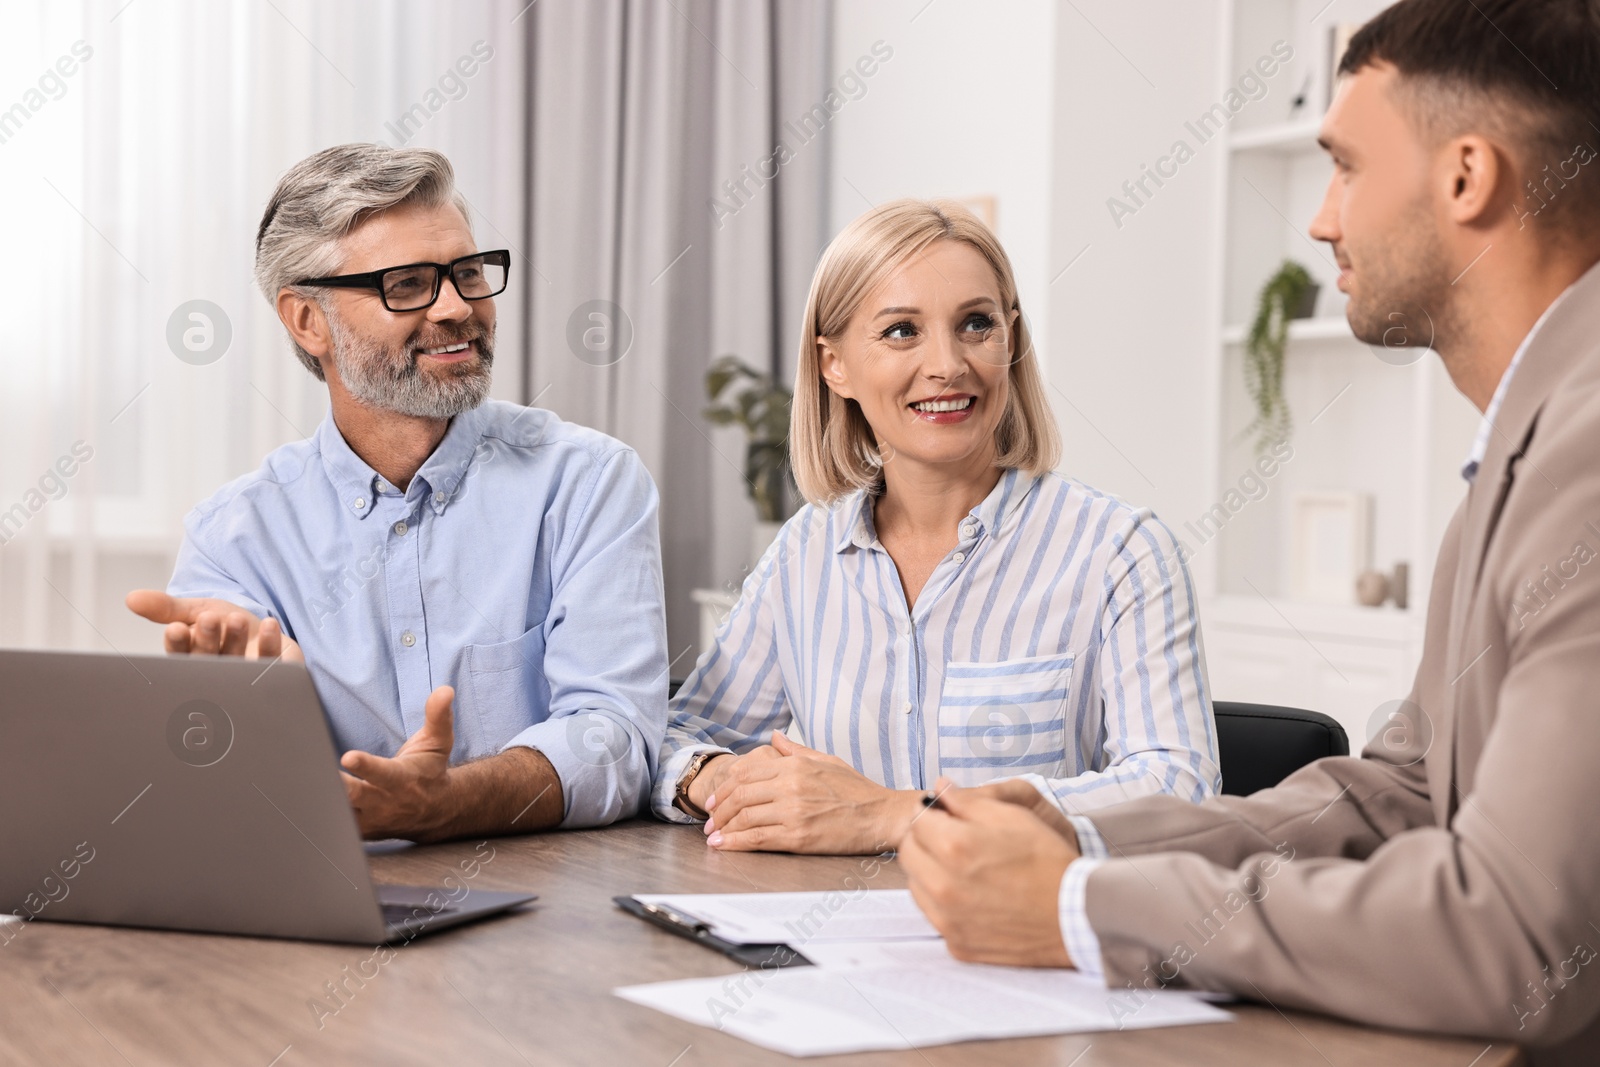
[1058,856,1107,981]
[1067,814,1110,859]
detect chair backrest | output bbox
[1213,701,1351,796]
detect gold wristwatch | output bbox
[672,751,723,820]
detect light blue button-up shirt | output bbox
[167,399,668,827]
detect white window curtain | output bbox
[0,1,528,653]
[0,0,830,661]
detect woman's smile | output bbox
[909,393,977,423]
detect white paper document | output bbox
[630,889,939,945]
[616,938,1233,1056]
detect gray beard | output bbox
[328,315,494,419]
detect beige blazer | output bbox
[1081,259,1600,1066]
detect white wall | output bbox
[1045,0,1228,575]
[828,0,1058,361]
[829,0,1228,556]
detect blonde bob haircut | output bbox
[790,198,1061,505]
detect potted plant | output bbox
[1242,259,1319,453]
[703,355,794,562]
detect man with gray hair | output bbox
[127,143,668,841]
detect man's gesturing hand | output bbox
[341,685,461,842]
[899,779,1081,968]
[126,590,302,661]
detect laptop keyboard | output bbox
[382,902,459,925]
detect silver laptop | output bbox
[0,649,535,944]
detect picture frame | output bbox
[1289,491,1372,604]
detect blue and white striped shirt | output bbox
[652,468,1220,822]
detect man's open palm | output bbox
[340,686,458,841]
[126,589,302,661]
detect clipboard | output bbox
[614,896,813,969]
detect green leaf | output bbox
[702,356,795,518]
[737,389,759,427]
[1242,259,1313,454]
[706,367,736,401]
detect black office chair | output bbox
[1213,701,1350,796]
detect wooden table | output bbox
[1,821,1523,1066]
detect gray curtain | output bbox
[519,0,832,664]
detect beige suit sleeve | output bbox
[1072,745,1433,869]
[1080,404,1600,1046]
[1079,510,1454,870]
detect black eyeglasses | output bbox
[297,250,511,312]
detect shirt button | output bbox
[354,497,366,510]
[903,701,914,715]
[393,521,408,536]
[952,551,966,564]
[400,630,416,647]
[961,523,976,538]
[434,491,446,504]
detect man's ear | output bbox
[277,288,332,364]
[817,338,855,400]
[1441,134,1508,227]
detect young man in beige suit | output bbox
[900,0,1600,1061]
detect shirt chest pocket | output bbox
[936,650,1074,784]
[456,627,546,761]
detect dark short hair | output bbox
[1340,0,1600,226]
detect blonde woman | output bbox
[653,200,1219,853]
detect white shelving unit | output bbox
[1219,316,1352,345]
[1198,0,1482,744]
[1228,119,1322,154]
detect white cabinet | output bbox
[1202,594,1420,750]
